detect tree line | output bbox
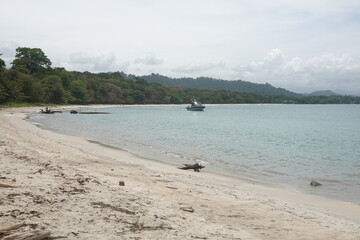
[1,47,359,105]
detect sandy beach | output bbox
[0,106,359,240]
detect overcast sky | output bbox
[1,0,360,94]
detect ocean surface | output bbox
[28,104,360,204]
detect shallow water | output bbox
[28,104,360,204]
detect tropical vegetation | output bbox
[1,47,359,106]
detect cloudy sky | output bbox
[1,0,360,94]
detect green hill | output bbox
[137,73,299,97]
[306,90,340,96]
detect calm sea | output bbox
[28,105,360,204]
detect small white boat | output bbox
[186,99,205,111]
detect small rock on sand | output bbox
[310,180,322,187]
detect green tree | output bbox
[0,82,7,102]
[0,54,7,102]
[20,74,44,102]
[132,90,146,104]
[0,54,6,71]
[42,75,67,103]
[1,69,25,102]
[69,80,89,103]
[11,47,52,75]
[98,82,124,103]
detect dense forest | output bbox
[1,47,359,105]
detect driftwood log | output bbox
[2,230,51,240]
[70,110,110,114]
[0,223,53,240]
[0,222,25,232]
[0,182,17,188]
[78,112,110,114]
[179,163,204,172]
[40,107,62,114]
[180,206,194,212]
[40,107,54,114]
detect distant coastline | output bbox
[1,47,360,106]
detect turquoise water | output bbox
[28,105,360,204]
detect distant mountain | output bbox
[134,73,299,97]
[306,90,340,96]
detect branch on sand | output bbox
[0,222,60,240]
[0,182,17,188]
[178,163,205,172]
[0,222,26,232]
[180,206,194,212]
[2,230,51,240]
[129,221,173,233]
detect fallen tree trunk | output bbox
[2,230,51,240]
[78,112,110,114]
[40,107,54,114]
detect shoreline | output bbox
[84,139,360,207]
[1,106,360,239]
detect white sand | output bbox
[0,106,359,239]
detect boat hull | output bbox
[186,106,205,111]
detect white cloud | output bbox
[232,49,360,93]
[67,51,128,72]
[134,53,163,65]
[0,41,19,66]
[173,62,225,74]
[1,0,360,94]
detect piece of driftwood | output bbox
[40,107,54,114]
[2,230,51,240]
[78,112,110,114]
[0,222,25,232]
[91,202,135,215]
[40,107,62,114]
[180,206,194,212]
[0,182,17,188]
[179,163,204,172]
